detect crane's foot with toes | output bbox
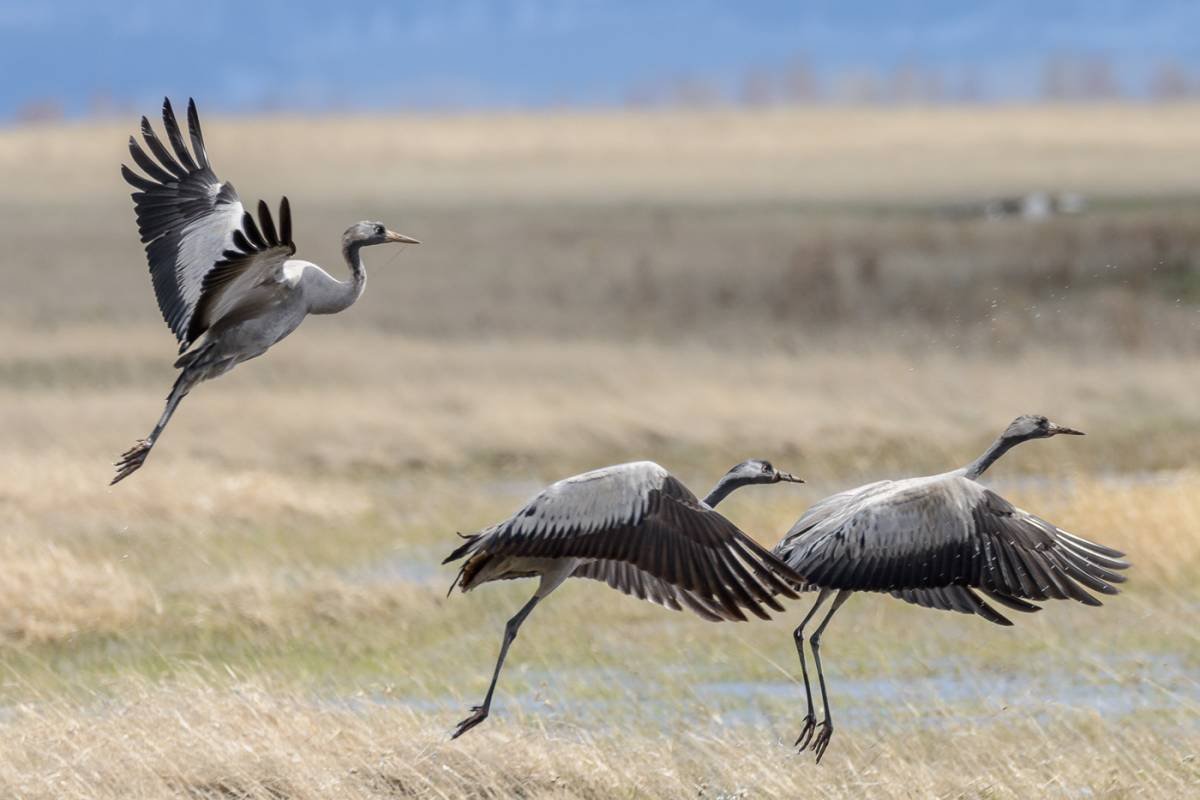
[111,440,152,485]
[809,721,834,764]
[793,714,818,752]
[450,705,489,739]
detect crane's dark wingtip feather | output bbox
[121,164,155,191]
[978,588,1041,614]
[1060,531,1127,560]
[279,197,293,251]
[139,112,187,179]
[727,534,804,598]
[185,99,208,169]
[257,200,279,246]
[241,210,266,249]
[127,138,171,184]
[160,98,197,171]
[230,231,250,254]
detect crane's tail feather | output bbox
[443,532,484,596]
[442,532,482,565]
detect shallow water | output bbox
[320,648,1199,738]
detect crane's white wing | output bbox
[445,461,803,622]
[775,475,1129,624]
[189,199,296,335]
[123,98,295,351]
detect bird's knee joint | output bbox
[809,634,822,648]
[793,627,806,642]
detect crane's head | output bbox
[1003,414,1085,441]
[704,458,802,507]
[343,221,420,248]
[723,459,804,487]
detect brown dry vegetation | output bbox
[0,106,1197,797]
[0,678,1194,800]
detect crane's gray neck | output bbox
[309,242,367,315]
[703,475,752,507]
[962,434,1022,480]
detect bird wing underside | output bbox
[887,585,1041,626]
[780,477,1129,613]
[454,484,803,622]
[572,559,732,621]
[123,98,295,351]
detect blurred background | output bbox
[0,3,1197,798]
[7,0,1200,117]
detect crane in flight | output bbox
[112,98,418,484]
[444,459,806,738]
[773,415,1129,763]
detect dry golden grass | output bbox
[1,323,1198,485]
[1032,475,1200,586]
[0,453,1195,797]
[0,536,154,644]
[0,677,1193,800]
[6,104,1200,204]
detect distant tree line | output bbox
[624,56,1200,109]
[11,56,1200,122]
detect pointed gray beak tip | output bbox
[1048,424,1085,436]
[779,472,805,484]
[387,232,420,245]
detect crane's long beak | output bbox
[1048,423,1085,436]
[386,231,420,244]
[777,471,805,483]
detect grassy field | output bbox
[0,105,1197,798]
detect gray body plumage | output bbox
[776,449,1126,623]
[774,415,1130,762]
[112,98,416,484]
[443,458,804,737]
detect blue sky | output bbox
[2,1,1198,118]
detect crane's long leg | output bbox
[451,593,540,739]
[451,564,573,739]
[791,588,832,751]
[808,589,851,764]
[111,367,199,484]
